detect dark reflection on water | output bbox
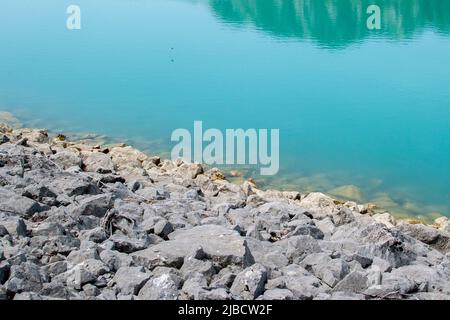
[209,0,450,48]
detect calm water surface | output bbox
[1,0,450,219]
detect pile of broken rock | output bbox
[0,124,449,300]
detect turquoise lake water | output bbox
[1,0,450,219]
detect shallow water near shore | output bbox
[1,0,450,219]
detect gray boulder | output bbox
[300,253,350,288]
[0,188,43,218]
[138,273,179,300]
[281,264,328,299]
[132,225,254,269]
[109,234,150,254]
[1,218,27,237]
[397,222,450,253]
[180,256,215,281]
[6,262,46,293]
[65,265,97,290]
[230,263,267,300]
[83,152,114,173]
[47,173,99,197]
[50,150,82,169]
[333,271,369,293]
[0,260,10,284]
[197,288,230,300]
[32,222,65,237]
[113,266,151,295]
[99,249,133,272]
[263,288,294,300]
[284,235,322,263]
[41,261,67,278]
[70,194,113,217]
[0,285,6,300]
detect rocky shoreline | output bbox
[0,124,449,300]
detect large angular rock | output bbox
[333,271,369,293]
[39,280,78,299]
[1,218,27,237]
[0,188,43,218]
[6,262,46,293]
[390,265,449,293]
[245,238,289,270]
[299,192,338,220]
[110,146,147,170]
[300,253,350,288]
[263,288,294,300]
[69,194,113,217]
[332,222,417,268]
[109,234,151,254]
[230,263,267,300]
[65,266,96,290]
[132,225,254,269]
[180,274,208,300]
[41,261,67,278]
[180,256,215,281]
[83,152,114,173]
[397,222,450,253]
[113,266,151,295]
[435,217,450,233]
[50,150,82,170]
[0,285,6,300]
[39,236,81,256]
[0,261,10,284]
[137,273,179,300]
[32,222,65,237]
[47,173,99,197]
[284,235,322,263]
[99,249,133,272]
[281,264,327,299]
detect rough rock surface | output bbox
[0,125,449,300]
